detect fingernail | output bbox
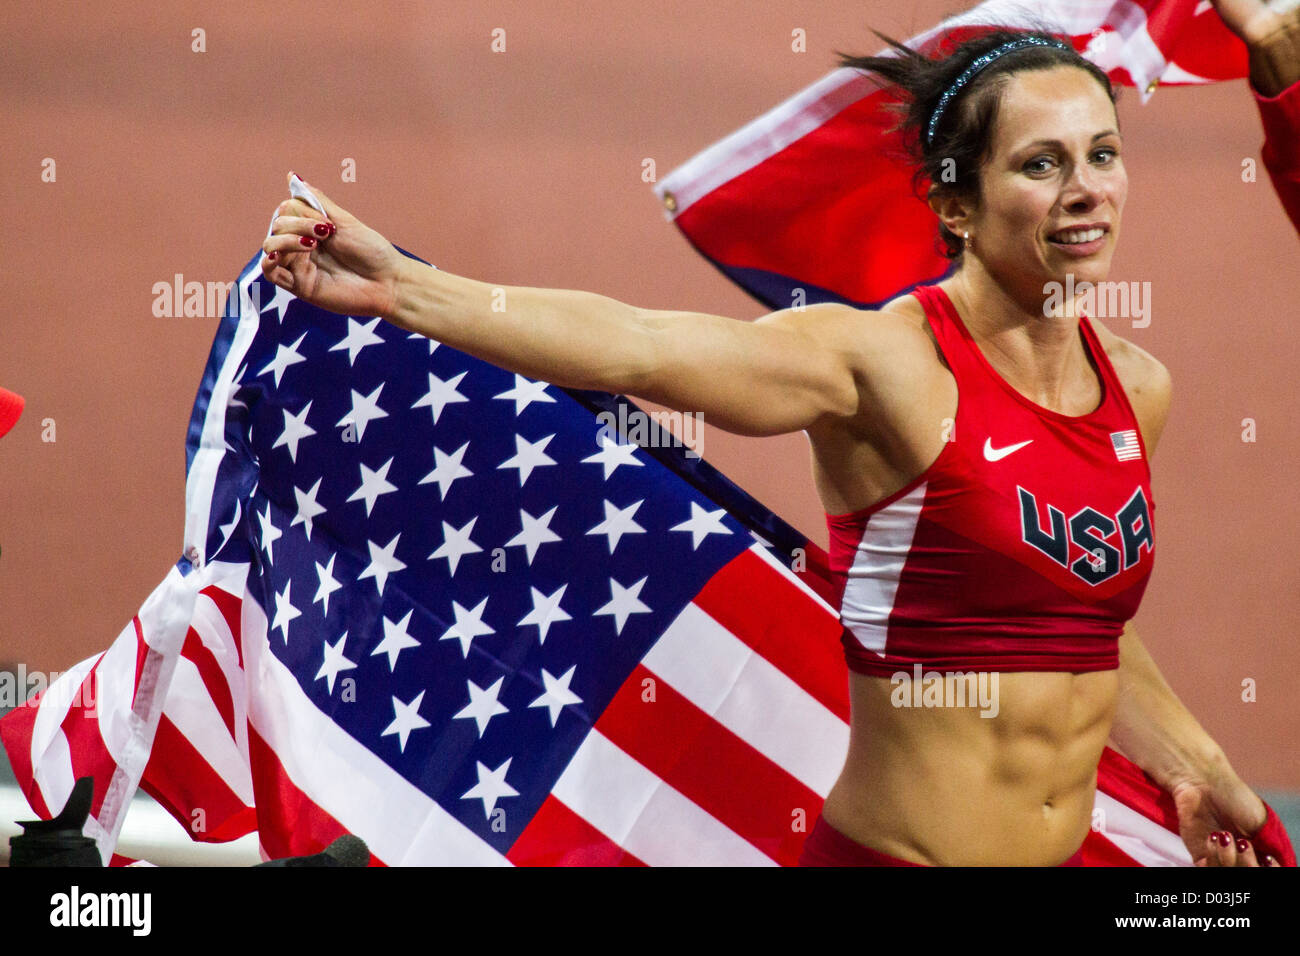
[1217,832,1231,846]
[313,221,332,238]
[1236,838,1249,852]
[300,236,316,248]
[266,251,277,261]
[1264,855,1275,865]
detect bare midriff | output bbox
[818,667,1118,865]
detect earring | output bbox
[963,232,973,250]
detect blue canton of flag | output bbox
[175,242,836,864]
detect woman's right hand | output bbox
[261,172,406,319]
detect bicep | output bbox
[629,302,865,436]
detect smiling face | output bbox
[935,64,1125,302]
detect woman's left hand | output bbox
[1170,763,1281,866]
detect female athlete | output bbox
[260,0,1295,866]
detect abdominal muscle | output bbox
[819,667,1119,865]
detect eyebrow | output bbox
[1018,130,1121,150]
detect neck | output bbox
[940,259,1096,413]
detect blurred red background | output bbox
[1,1,1295,791]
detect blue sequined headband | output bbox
[925,35,1073,146]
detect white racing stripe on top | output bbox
[1094,791,1193,866]
[840,481,927,656]
[643,603,847,798]
[551,730,775,866]
[240,591,507,866]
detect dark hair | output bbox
[834,27,1118,259]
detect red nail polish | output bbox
[314,222,331,238]
[1217,832,1231,846]
[266,251,277,261]
[1236,838,1249,852]
[300,236,316,248]
[1264,855,1275,865]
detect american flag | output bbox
[2,0,1295,867]
[2,247,860,865]
[1111,429,1144,462]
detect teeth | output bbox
[1052,227,1105,244]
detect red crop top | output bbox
[825,284,1155,677]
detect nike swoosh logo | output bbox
[983,437,1034,461]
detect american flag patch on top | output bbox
[1111,430,1142,461]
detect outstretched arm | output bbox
[263,174,886,439]
[1213,0,1300,233]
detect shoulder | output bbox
[758,295,944,377]
[1087,316,1172,455]
[777,293,938,358]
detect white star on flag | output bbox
[329,316,386,366]
[315,632,356,694]
[582,432,644,479]
[358,533,406,596]
[438,597,495,658]
[504,506,562,564]
[258,280,295,323]
[411,370,469,423]
[528,666,583,726]
[493,374,557,414]
[313,554,343,616]
[517,584,572,643]
[258,503,283,564]
[670,501,733,549]
[271,581,301,643]
[291,478,327,540]
[371,610,421,672]
[586,498,646,553]
[418,441,473,500]
[382,691,431,753]
[497,433,558,487]
[460,758,519,818]
[347,457,399,516]
[258,331,308,387]
[593,576,653,635]
[338,383,389,442]
[273,402,317,463]
[429,517,483,575]
[453,677,510,737]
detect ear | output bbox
[927,187,976,241]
